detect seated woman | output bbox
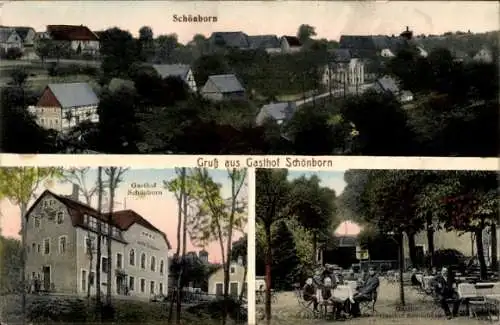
[302,278,319,312]
[350,268,380,317]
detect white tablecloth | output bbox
[316,285,355,304]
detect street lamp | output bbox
[387,230,405,306]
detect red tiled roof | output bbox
[26,190,171,249]
[47,25,99,41]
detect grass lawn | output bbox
[256,279,496,325]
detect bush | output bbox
[186,297,247,323]
[425,248,467,269]
[27,296,89,323]
[2,48,23,60]
[47,63,98,77]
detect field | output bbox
[256,278,496,325]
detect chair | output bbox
[359,289,377,315]
[293,284,317,319]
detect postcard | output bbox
[0,166,249,325]
[255,168,499,324]
[0,1,497,156]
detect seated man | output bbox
[410,268,421,286]
[350,267,380,317]
[321,277,344,319]
[302,278,319,312]
[431,267,460,320]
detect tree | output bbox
[138,26,155,61]
[35,39,53,61]
[61,168,106,300]
[271,221,301,290]
[190,168,247,325]
[94,167,104,319]
[104,167,128,306]
[290,174,336,264]
[0,167,62,325]
[230,236,248,301]
[155,34,179,63]
[297,24,317,45]
[256,169,293,322]
[0,236,22,294]
[100,28,138,79]
[192,54,231,87]
[9,67,29,88]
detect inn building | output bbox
[24,184,171,299]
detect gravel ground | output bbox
[256,279,497,325]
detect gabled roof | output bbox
[375,75,400,94]
[256,102,297,125]
[47,25,99,41]
[26,190,172,249]
[206,74,245,93]
[328,49,353,63]
[152,64,191,80]
[0,27,19,43]
[247,35,280,49]
[209,31,249,48]
[0,26,34,41]
[45,82,99,109]
[282,36,302,47]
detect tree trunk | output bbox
[475,228,488,280]
[176,171,188,325]
[95,167,103,320]
[87,233,93,302]
[398,232,405,306]
[169,168,185,324]
[426,224,435,268]
[106,170,116,306]
[407,231,417,268]
[239,263,248,302]
[264,224,272,323]
[20,203,28,325]
[312,231,318,265]
[491,223,498,272]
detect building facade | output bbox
[29,82,99,132]
[201,74,245,101]
[208,258,246,297]
[0,27,23,51]
[322,58,365,90]
[25,186,171,300]
[151,64,198,92]
[46,25,100,55]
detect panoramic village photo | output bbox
[255,169,499,325]
[1,1,498,156]
[0,167,249,325]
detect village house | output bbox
[24,185,171,299]
[280,36,302,53]
[372,75,414,103]
[322,49,365,91]
[46,24,100,55]
[0,27,23,52]
[152,64,198,92]
[29,82,99,132]
[208,256,246,297]
[201,74,246,101]
[208,31,250,50]
[256,101,297,126]
[247,35,281,53]
[473,48,493,63]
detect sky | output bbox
[1,1,498,44]
[287,169,361,236]
[0,168,248,263]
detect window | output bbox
[129,249,135,266]
[140,279,145,293]
[150,281,155,294]
[59,236,66,254]
[116,253,123,268]
[82,270,87,291]
[37,244,41,253]
[83,214,89,225]
[230,266,235,274]
[90,271,95,286]
[160,260,164,274]
[129,276,135,291]
[141,253,146,269]
[31,243,36,252]
[159,283,163,295]
[43,238,50,255]
[102,257,108,273]
[34,217,41,228]
[102,223,109,234]
[150,256,156,272]
[56,212,63,224]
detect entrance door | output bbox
[229,282,238,297]
[42,266,51,291]
[215,283,223,296]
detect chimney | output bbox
[71,184,79,201]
